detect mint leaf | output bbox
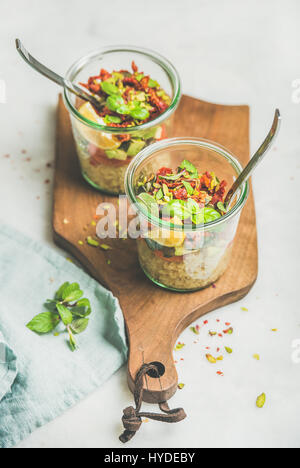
[104,115,122,124]
[100,81,120,96]
[56,303,73,325]
[62,283,83,302]
[203,207,221,223]
[67,327,77,352]
[71,318,89,335]
[187,198,200,214]
[27,312,59,334]
[180,160,198,176]
[182,181,194,195]
[137,193,159,219]
[106,95,126,112]
[73,298,92,317]
[130,107,150,120]
[55,282,70,300]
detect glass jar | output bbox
[125,138,249,292]
[63,46,181,195]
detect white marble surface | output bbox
[1,0,299,449]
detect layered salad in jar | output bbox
[73,61,172,194]
[134,159,237,291]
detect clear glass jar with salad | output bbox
[125,138,249,292]
[63,46,181,195]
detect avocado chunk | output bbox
[127,139,146,157]
[105,149,128,161]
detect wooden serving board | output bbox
[53,94,258,403]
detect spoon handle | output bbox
[224,109,281,207]
[15,39,100,108]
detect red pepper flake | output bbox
[205,347,210,350]
[217,347,220,352]
[216,319,220,322]
[216,371,224,376]
[218,333,223,338]
[180,358,184,361]
[225,322,231,326]
[203,320,208,325]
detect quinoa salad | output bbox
[73,61,172,194]
[135,159,236,291]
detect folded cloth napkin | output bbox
[0,223,127,448]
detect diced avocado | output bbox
[105,149,128,161]
[127,139,146,157]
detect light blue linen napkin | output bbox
[0,223,127,448]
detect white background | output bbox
[0,0,299,449]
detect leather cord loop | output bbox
[119,363,186,443]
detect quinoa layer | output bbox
[137,238,233,291]
[79,154,128,194]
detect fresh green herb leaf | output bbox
[106,95,125,112]
[116,104,131,115]
[180,160,198,176]
[55,282,70,301]
[56,303,73,326]
[27,282,93,352]
[62,283,83,303]
[130,106,150,120]
[182,181,194,195]
[75,298,92,317]
[137,192,159,218]
[101,81,120,96]
[203,207,221,223]
[104,115,122,124]
[67,326,77,352]
[71,318,89,335]
[26,312,59,334]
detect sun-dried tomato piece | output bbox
[148,88,168,112]
[173,188,188,200]
[157,167,173,177]
[131,61,138,73]
[99,69,111,81]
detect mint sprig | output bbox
[26,282,92,351]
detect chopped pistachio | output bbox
[206,354,217,364]
[256,393,266,408]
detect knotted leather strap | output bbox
[119,363,186,443]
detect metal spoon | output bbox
[15,39,102,110]
[224,108,281,208]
